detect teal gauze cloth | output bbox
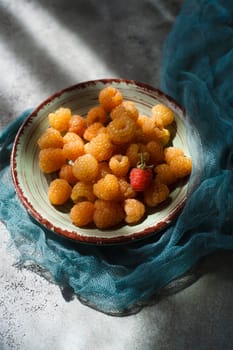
[0,0,233,316]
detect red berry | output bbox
[129,153,153,191]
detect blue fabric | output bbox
[0,0,233,315]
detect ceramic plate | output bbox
[11,79,191,244]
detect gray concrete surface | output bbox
[1,1,233,349]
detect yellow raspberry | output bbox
[140,115,160,140]
[98,86,123,112]
[154,163,178,185]
[169,155,192,178]
[86,105,107,125]
[107,115,136,144]
[63,140,85,161]
[93,199,125,229]
[37,128,64,149]
[151,103,174,128]
[126,143,150,168]
[70,201,95,227]
[110,100,139,121]
[63,132,83,143]
[164,147,184,164]
[109,154,130,177]
[71,182,96,203]
[83,122,106,141]
[93,174,121,201]
[39,148,66,173]
[118,177,136,200]
[144,180,169,207]
[72,154,99,182]
[48,107,71,132]
[59,164,78,185]
[68,114,87,136]
[96,162,112,180]
[146,140,164,165]
[48,179,72,205]
[84,133,114,161]
[124,198,145,224]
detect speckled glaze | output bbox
[11,79,191,244]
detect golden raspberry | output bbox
[63,132,83,143]
[146,140,164,165]
[144,180,169,207]
[98,86,123,112]
[83,122,106,141]
[151,103,174,128]
[110,100,139,121]
[126,143,150,168]
[158,128,170,145]
[118,178,136,200]
[37,128,64,149]
[71,182,96,203]
[169,155,192,178]
[72,154,99,182]
[48,107,71,132]
[164,147,184,164]
[39,148,66,173]
[140,115,160,140]
[70,201,95,227]
[107,116,136,144]
[109,154,130,177]
[48,179,72,205]
[59,164,78,185]
[63,140,85,161]
[93,174,121,201]
[124,198,145,224]
[96,162,112,180]
[87,105,107,125]
[154,163,178,185]
[84,133,114,161]
[68,114,87,136]
[93,199,125,229]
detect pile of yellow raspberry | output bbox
[38,86,192,229]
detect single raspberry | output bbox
[68,114,87,136]
[84,133,114,161]
[59,164,78,185]
[83,122,106,142]
[124,198,145,224]
[144,180,169,207]
[107,115,136,144]
[48,179,72,205]
[63,140,85,161]
[71,181,96,203]
[164,147,184,164]
[146,140,164,165]
[72,154,99,182]
[70,201,95,227]
[118,177,136,200]
[93,199,124,229]
[63,132,83,143]
[129,153,153,192]
[39,148,66,173]
[48,107,71,132]
[98,86,123,112]
[169,155,192,178]
[110,100,139,121]
[37,128,64,149]
[151,103,174,128]
[154,163,178,185]
[93,174,121,201]
[87,105,107,125]
[109,154,130,177]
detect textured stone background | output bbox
[1,1,233,349]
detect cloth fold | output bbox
[0,0,233,315]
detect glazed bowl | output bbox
[11,78,191,244]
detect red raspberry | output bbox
[129,153,153,192]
